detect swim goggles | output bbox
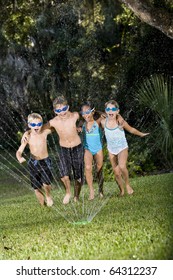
[54,105,69,113]
[28,122,43,127]
[105,107,118,112]
[81,108,95,115]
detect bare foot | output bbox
[117,190,125,197]
[99,192,104,199]
[46,196,53,207]
[63,193,71,204]
[126,185,134,195]
[74,196,79,203]
[89,188,94,200]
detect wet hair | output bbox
[28,113,43,123]
[81,101,102,120]
[53,95,67,108]
[81,101,94,111]
[105,100,119,109]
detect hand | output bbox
[19,157,26,164]
[101,113,106,119]
[77,127,82,133]
[141,133,150,137]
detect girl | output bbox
[80,101,104,200]
[101,100,149,196]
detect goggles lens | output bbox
[55,105,68,113]
[29,122,43,127]
[81,108,95,115]
[105,107,118,112]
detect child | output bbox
[101,100,149,196]
[48,96,84,204]
[22,96,84,205]
[80,101,104,200]
[16,113,53,206]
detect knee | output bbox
[85,164,92,173]
[114,169,121,179]
[96,164,103,172]
[119,164,127,173]
[61,176,70,184]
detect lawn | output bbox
[0,170,173,260]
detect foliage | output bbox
[0,170,173,260]
[0,0,173,172]
[136,74,173,167]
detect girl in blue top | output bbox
[101,100,149,196]
[80,101,104,200]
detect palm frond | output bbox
[136,74,173,165]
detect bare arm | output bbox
[122,121,149,137]
[100,118,106,128]
[16,141,28,163]
[21,130,30,143]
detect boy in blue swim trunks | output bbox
[80,101,105,200]
[16,113,53,206]
[101,100,149,196]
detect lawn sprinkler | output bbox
[72,219,91,226]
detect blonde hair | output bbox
[105,100,119,109]
[28,113,43,123]
[53,95,67,108]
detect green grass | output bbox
[0,171,173,260]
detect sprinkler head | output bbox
[72,220,91,225]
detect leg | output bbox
[61,175,71,204]
[34,188,45,206]
[43,183,53,206]
[109,152,125,196]
[74,179,82,202]
[118,148,134,195]
[84,150,95,200]
[71,143,84,201]
[94,150,104,197]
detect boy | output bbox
[49,96,84,204]
[16,113,53,207]
[22,96,84,205]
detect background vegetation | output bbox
[0,0,173,173]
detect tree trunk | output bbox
[119,0,173,39]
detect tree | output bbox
[119,0,173,39]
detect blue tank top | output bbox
[83,121,102,155]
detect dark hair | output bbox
[81,101,102,120]
[81,101,94,111]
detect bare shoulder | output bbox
[72,111,80,120]
[117,114,125,126]
[101,118,106,127]
[49,116,59,126]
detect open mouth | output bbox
[108,113,114,117]
[34,129,39,133]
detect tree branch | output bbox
[119,0,173,39]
